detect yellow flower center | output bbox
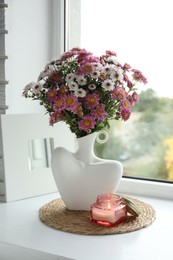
[60,88,65,94]
[124,100,129,108]
[56,100,62,107]
[114,89,118,95]
[84,65,92,73]
[89,97,95,103]
[84,120,91,126]
[66,97,74,105]
[50,92,55,97]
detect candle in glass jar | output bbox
[90,194,127,227]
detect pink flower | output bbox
[77,63,94,75]
[112,86,127,100]
[49,112,62,126]
[78,115,96,132]
[123,63,131,70]
[47,89,57,102]
[132,69,148,84]
[85,93,100,108]
[132,92,139,104]
[53,96,64,112]
[105,50,117,57]
[79,55,99,64]
[63,93,79,112]
[123,74,133,89]
[121,99,131,109]
[23,47,147,136]
[74,105,83,117]
[121,108,131,121]
[92,104,108,121]
[58,86,68,94]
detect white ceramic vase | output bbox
[51,132,123,211]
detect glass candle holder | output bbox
[90,194,127,227]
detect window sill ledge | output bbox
[0,192,172,260]
[118,177,173,200]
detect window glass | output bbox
[68,0,173,182]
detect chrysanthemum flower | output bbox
[111,67,124,81]
[63,93,79,112]
[132,92,139,104]
[78,63,94,75]
[22,82,34,96]
[92,104,108,121]
[53,97,64,112]
[32,82,43,95]
[76,76,87,86]
[23,47,147,136]
[75,88,87,98]
[49,112,61,126]
[50,72,61,83]
[132,69,148,84]
[105,50,117,57]
[59,86,67,94]
[88,84,96,90]
[37,66,55,81]
[121,99,131,109]
[102,79,114,91]
[91,71,100,78]
[106,56,119,65]
[75,105,83,117]
[66,73,75,83]
[92,63,102,71]
[112,86,127,100]
[68,81,78,91]
[85,93,100,108]
[47,89,57,102]
[121,108,131,121]
[102,65,112,75]
[78,115,96,132]
[123,74,133,89]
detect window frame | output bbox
[55,0,173,200]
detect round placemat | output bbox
[39,197,156,235]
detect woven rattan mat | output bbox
[39,197,156,235]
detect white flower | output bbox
[44,59,56,70]
[76,76,87,86]
[106,56,120,65]
[91,71,100,78]
[75,88,86,97]
[37,66,55,81]
[102,79,114,91]
[93,63,102,71]
[68,81,78,91]
[37,71,48,81]
[66,73,75,83]
[111,67,124,81]
[88,84,96,90]
[22,82,34,96]
[102,65,113,75]
[32,82,43,94]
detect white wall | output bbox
[5,0,57,114]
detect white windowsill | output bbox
[118,177,173,200]
[0,192,173,260]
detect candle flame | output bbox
[108,202,111,210]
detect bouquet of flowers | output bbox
[23,48,147,138]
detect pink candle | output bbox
[90,194,127,227]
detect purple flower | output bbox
[78,115,96,132]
